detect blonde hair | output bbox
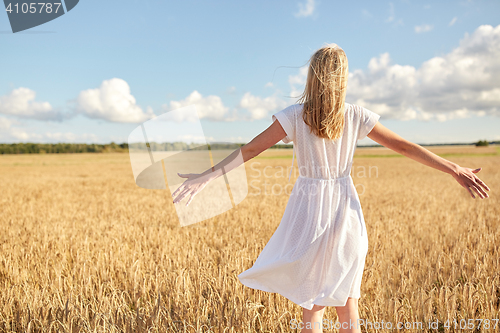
[297,43,349,140]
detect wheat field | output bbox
[0,146,498,332]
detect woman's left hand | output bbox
[172,173,212,206]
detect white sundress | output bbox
[237,103,380,310]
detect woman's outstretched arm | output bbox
[367,122,491,199]
[172,120,287,205]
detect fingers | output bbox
[475,176,490,192]
[469,171,489,198]
[171,184,184,198]
[172,174,191,197]
[172,173,196,197]
[185,185,205,206]
[467,180,489,199]
[172,174,207,205]
[173,183,204,205]
[173,192,186,204]
[173,185,189,203]
[462,167,490,199]
[474,184,489,199]
[175,189,198,206]
[474,178,490,198]
[173,187,191,204]
[470,184,485,199]
[465,185,476,199]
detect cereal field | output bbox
[0,145,499,332]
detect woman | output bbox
[172,44,490,333]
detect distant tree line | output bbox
[475,140,489,147]
[0,140,496,154]
[0,141,290,154]
[0,142,128,154]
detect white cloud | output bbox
[7,129,30,140]
[177,134,215,144]
[344,24,500,121]
[294,0,315,18]
[0,116,12,130]
[449,17,457,26]
[214,135,252,143]
[415,24,434,33]
[162,90,231,122]
[76,78,155,123]
[226,86,236,94]
[0,116,30,140]
[44,132,76,141]
[43,132,99,142]
[265,82,274,88]
[162,90,287,122]
[0,88,62,120]
[238,92,288,120]
[0,115,98,142]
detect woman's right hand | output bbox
[451,166,490,199]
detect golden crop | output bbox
[0,146,498,332]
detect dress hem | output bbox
[238,276,361,311]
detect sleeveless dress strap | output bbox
[288,145,295,182]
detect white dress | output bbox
[238,103,380,310]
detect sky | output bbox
[1,0,499,146]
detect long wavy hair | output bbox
[297,44,349,140]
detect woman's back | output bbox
[236,103,380,310]
[273,103,380,179]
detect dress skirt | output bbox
[238,174,369,310]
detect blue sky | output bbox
[1,0,499,146]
